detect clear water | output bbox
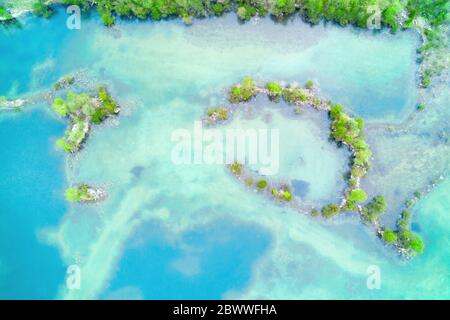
[0,10,448,299]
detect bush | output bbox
[65,185,94,202]
[305,80,314,90]
[417,103,426,111]
[349,189,367,203]
[32,0,54,19]
[207,107,228,121]
[321,204,340,218]
[266,82,283,98]
[282,190,292,202]
[52,98,68,117]
[0,5,13,21]
[382,228,397,244]
[230,162,242,175]
[228,77,257,103]
[281,88,307,104]
[256,179,267,189]
[361,195,387,224]
[311,208,320,217]
[56,137,76,153]
[410,236,424,254]
[54,75,75,90]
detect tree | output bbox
[32,0,54,19]
[349,189,367,203]
[382,228,397,244]
[257,180,267,189]
[266,82,283,98]
[51,98,68,117]
[361,195,387,224]
[410,236,424,254]
[322,204,340,218]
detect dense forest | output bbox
[91,1,446,30]
[9,0,447,30]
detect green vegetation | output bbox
[51,86,119,153]
[207,107,228,121]
[417,103,426,111]
[405,198,415,208]
[382,228,397,244]
[361,195,387,224]
[395,210,424,255]
[281,87,307,104]
[0,5,13,22]
[265,82,283,100]
[329,104,371,171]
[305,80,314,90]
[228,77,257,103]
[256,179,267,190]
[349,189,367,202]
[32,0,54,19]
[311,208,320,217]
[321,203,340,219]
[51,98,69,117]
[244,178,253,186]
[65,185,95,202]
[54,75,75,90]
[345,188,367,211]
[46,0,445,31]
[272,187,292,202]
[230,161,242,175]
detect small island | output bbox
[52,85,120,153]
[65,184,106,203]
[208,77,424,258]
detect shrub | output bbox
[282,190,292,202]
[349,189,367,203]
[266,82,283,98]
[207,107,228,121]
[0,5,13,21]
[230,162,242,175]
[228,77,256,103]
[382,228,397,244]
[361,195,387,224]
[97,85,118,114]
[65,185,94,202]
[52,98,68,117]
[32,0,54,19]
[56,137,76,153]
[244,178,253,186]
[311,209,320,217]
[417,103,426,111]
[321,204,340,218]
[54,75,75,90]
[281,88,307,104]
[410,236,424,254]
[305,80,314,90]
[256,179,267,189]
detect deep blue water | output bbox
[0,11,75,95]
[102,219,271,299]
[0,108,67,299]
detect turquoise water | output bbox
[0,107,67,299]
[0,11,448,299]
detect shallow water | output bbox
[0,11,448,299]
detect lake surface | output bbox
[0,10,448,299]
